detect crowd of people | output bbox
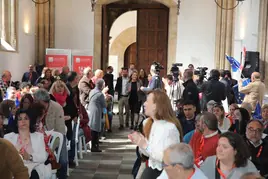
[0,62,267,179]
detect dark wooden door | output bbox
[124,42,137,68]
[137,8,169,75]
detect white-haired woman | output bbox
[87,79,106,152]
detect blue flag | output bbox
[232,78,251,104]
[252,102,262,120]
[226,55,242,72]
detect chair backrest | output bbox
[72,117,81,143]
[48,131,64,162]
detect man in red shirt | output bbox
[190,112,219,167]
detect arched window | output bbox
[0,0,17,51]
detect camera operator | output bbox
[182,69,200,113]
[163,74,184,111]
[140,62,162,93]
[200,69,226,111]
[162,63,185,111]
[219,69,233,105]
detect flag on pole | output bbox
[226,55,243,72]
[252,102,262,120]
[232,78,251,104]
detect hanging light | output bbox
[214,0,243,10]
[91,0,96,12]
[177,0,181,15]
[32,0,50,4]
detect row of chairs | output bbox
[48,117,88,179]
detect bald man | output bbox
[239,72,265,110]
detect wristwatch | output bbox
[29,155,33,162]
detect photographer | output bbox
[200,69,226,111]
[182,69,200,113]
[140,63,162,93]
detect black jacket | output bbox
[103,73,114,96]
[200,79,226,110]
[245,138,268,177]
[182,79,200,113]
[115,76,129,100]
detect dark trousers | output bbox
[59,137,68,179]
[69,124,77,162]
[141,167,162,179]
[91,130,99,149]
[30,170,39,179]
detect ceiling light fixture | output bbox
[214,0,243,10]
[177,0,181,15]
[91,0,96,12]
[32,0,50,5]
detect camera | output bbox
[170,63,183,82]
[194,67,208,77]
[152,62,164,74]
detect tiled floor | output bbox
[69,116,137,179]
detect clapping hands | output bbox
[128,131,148,149]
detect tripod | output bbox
[168,80,183,111]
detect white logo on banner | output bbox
[48,57,54,62]
[76,58,81,63]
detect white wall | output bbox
[176,0,217,71]
[55,0,94,54]
[233,0,260,63]
[0,0,35,81]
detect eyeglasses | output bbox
[247,127,263,134]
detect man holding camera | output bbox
[200,69,226,111]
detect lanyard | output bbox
[187,168,196,179]
[246,140,263,158]
[256,146,263,158]
[195,136,205,166]
[216,159,235,179]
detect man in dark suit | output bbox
[182,69,200,114]
[115,67,129,130]
[21,65,39,85]
[103,66,114,96]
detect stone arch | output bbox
[109,27,136,71]
[94,0,178,72]
[109,10,137,51]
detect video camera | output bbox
[194,67,208,78]
[170,63,183,82]
[194,67,208,86]
[152,62,164,74]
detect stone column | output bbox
[214,0,236,70]
[258,0,268,85]
[35,0,55,65]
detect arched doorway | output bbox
[124,42,137,68]
[102,0,169,75]
[94,0,178,75]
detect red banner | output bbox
[45,55,68,71]
[72,56,93,75]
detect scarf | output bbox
[53,91,68,106]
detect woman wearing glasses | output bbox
[128,90,183,179]
[200,132,257,179]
